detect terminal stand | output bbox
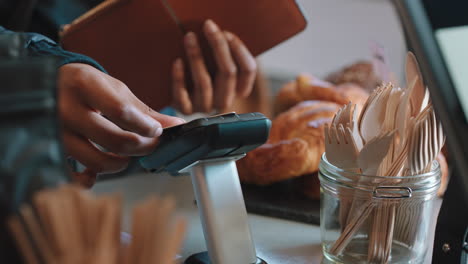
[180,155,267,264]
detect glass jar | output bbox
[319,154,441,264]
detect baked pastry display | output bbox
[326,61,383,92]
[238,74,369,199]
[275,75,346,114]
[237,100,341,185]
[334,82,369,109]
[274,75,369,114]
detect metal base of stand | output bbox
[184,252,267,264]
[180,155,258,264]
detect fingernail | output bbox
[204,19,218,33]
[177,117,186,123]
[155,127,163,137]
[224,31,234,41]
[185,32,197,47]
[143,115,162,136]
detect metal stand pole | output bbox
[181,156,265,264]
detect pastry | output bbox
[326,61,382,92]
[335,83,369,110]
[237,100,341,185]
[274,75,369,114]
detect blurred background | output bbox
[258,0,406,93]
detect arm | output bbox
[1,27,185,187]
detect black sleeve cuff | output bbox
[27,39,107,73]
[1,26,106,73]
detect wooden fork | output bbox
[325,123,360,170]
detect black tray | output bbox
[241,179,320,225]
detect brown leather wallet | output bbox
[61,0,307,111]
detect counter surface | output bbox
[93,172,440,264]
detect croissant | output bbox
[326,61,382,92]
[237,100,341,185]
[275,75,369,114]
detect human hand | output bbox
[58,63,185,187]
[172,20,257,114]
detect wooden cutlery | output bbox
[325,52,445,262]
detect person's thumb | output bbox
[147,110,186,128]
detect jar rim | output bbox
[320,153,441,179]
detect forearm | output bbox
[0,26,105,72]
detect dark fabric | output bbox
[29,0,101,41]
[1,0,106,72]
[0,0,103,41]
[27,35,106,71]
[0,32,70,264]
[0,26,106,72]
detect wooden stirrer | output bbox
[7,214,39,264]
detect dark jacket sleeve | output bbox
[0,26,106,72]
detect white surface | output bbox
[436,25,468,122]
[93,172,324,263]
[257,0,407,82]
[93,171,440,264]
